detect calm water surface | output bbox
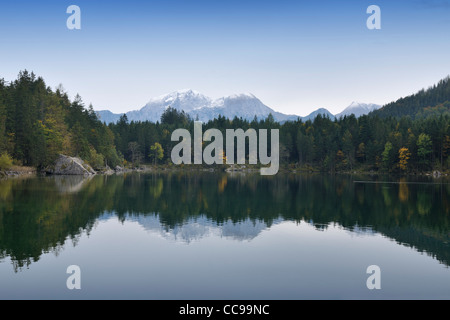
[0,172,449,299]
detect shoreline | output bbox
[2,164,449,180]
[0,166,37,179]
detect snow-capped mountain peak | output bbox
[348,101,362,108]
[96,91,380,124]
[146,89,210,107]
[336,102,381,118]
[227,93,256,100]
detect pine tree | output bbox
[417,133,432,170]
[382,141,395,170]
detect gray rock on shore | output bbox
[45,155,96,176]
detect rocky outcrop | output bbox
[99,165,115,175]
[45,155,96,176]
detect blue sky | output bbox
[1,0,450,116]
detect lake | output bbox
[0,172,449,299]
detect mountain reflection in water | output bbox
[0,172,449,272]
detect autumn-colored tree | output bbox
[149,142,164,165]
[221,150,227,164]
[398,147,411,171]
[356,142,366,163]
[335,150,348,171]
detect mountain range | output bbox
[96,89,381,124]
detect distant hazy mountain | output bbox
[96,90,378,124]
[335,102,381,118]
[96,110,122,124]
[302,108,335,121]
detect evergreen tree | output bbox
[382,142,395,170]
[417,133,432,170]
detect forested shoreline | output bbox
[1,71,450,175]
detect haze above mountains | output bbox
[96,89,381,124]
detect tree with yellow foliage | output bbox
[149,142,164,165]
[398,147,411,171]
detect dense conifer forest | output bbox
[1,71,450,174]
